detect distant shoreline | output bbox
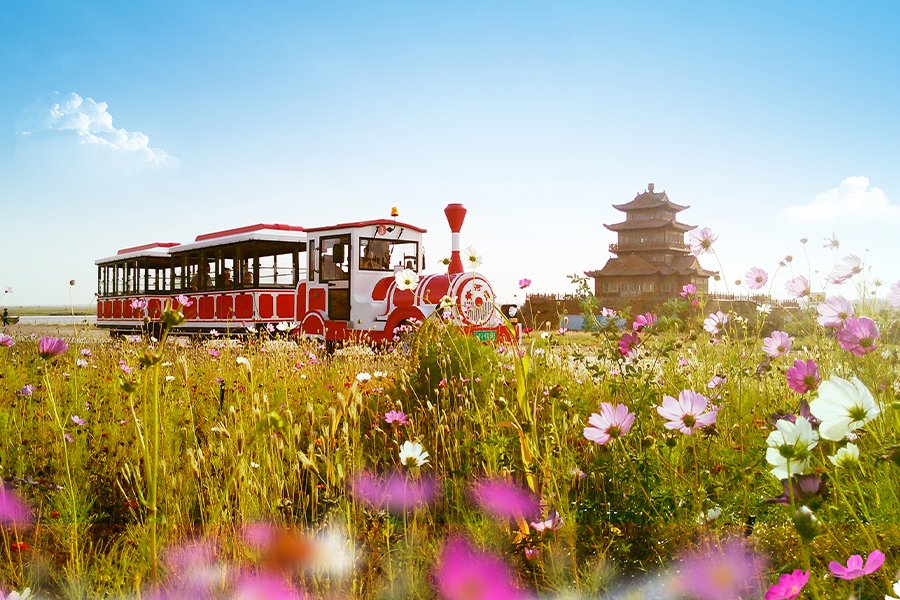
[2,306,95,316]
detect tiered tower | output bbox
[585,184,715,308]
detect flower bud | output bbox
[792,505,823,541]
[138,348,163,367]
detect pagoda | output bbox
[585,183,715,309]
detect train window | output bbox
[359,238,419,272]
[320,236,350,282]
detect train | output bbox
[95,204,517,343]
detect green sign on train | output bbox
[473,330,497,341]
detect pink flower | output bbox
[816,296,853,328]
[689,227,718,256]
[632,312,657,332]
[583,403,635,444]
[828,550,884,580]
[618,332,639,355]
[470,479,540,521]
[64,433,74,443]
[0,487,32,525]
[786,359,820,393]
[80,348,93,357]
[71,415,87,426]
[384,410,409,426]
[762,331,792,358]
[744,267,768,291]
[887,281,900,307]
[119,360,133,374]
[529,509,563,533]
[672,540,764,600]
[764,569,809,600]
[835,316,879,356]
[600,307,617,317]
[518,278,531,289]
[209,329,219,337]
[828,254,862,285]
[434,537,527,600]
[0,334,14,347]
[704,311,729,335]
[657,389,718,435]
[15,384,34,397]
[784,275,810,299]
[130,298,148,310]
[524,547,540,561]
[38,337,68,359]
[232,574,304,600]
[352,471,438,514]
[207,348,220,358]
[556,327,568,335]
[174,294,193,307]
[707,375,726,389]
[680,284,697,297]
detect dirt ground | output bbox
[2,323,109,342]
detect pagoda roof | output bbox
[604,218,696,232]
[585,254,716,279]
[613,186,689,212]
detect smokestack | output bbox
[444,203,467,275]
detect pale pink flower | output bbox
[784,275,810,298]
[470,479,540,521]
[887,281,900,307]
[828,254,863,285]
[529,509,563,533]
[130,298,148,310]
[600,307,617,317]
[206,348,220,358]
[0,334,14,348]
[76,358,89,368]
[744,267,768,291]
[680,284,697,297]
[209,329,219,337]
[583,403,635,444]
[828,550,884,580]
[38,337,68,359]
[518,278,531,289]
[762,331,792,358]
[80,348,93,357]
[816,296,853,328]
[175,294,193,307]
[657,389,718,435]
[834,316,879,356]
[71,415,87,426]
[786,359,820,393]
[689,227,717,256]
[704,311,729,335]
[384,410,409,426]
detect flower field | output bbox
[2,260,900,599]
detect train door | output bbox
[319,235,351,321]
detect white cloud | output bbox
[16,92,180,174]
[779,176,899,226]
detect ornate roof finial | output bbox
[648,183,655,193]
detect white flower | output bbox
[886,579,900,600]
[703,311,729,335]
[463,245,482,268]
[756,303,772,314]
[373,371,387,378]
[236,356,250,366]
[438,295,455,310]
[696,507,722,524]
[828,443,860,468]
[398,440,429,467]
[809,376,880,441]
[4,588,33,600]
[250,462,259,469]
[165,375,175,382]
[276,322,292,332]
[394,268,419,291]
[765,416,819,479]
[356,372,372,383]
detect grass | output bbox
[0,294,899,599]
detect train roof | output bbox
[95,243,180,265]
[170,223,306,254]
[304,219,426,234]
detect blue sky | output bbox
[2,1,899,306]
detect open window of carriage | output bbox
[96,244,179,297]
[358,238,419,272]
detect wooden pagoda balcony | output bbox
[609,241,690,253]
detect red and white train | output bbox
[95,204,516,343]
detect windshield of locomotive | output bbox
[359,238,419,272]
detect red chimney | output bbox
[444,203,467,275]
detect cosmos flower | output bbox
[470,479,540,521]
[618,331,639,355]
[583,403,635,445]
[518,278,531,289]
[356,372,372,383]
[351,471,438,514]
[809,376,880,441]
[828,550,884,580]
[0,486,32,525]
[464,246,483,269]
[689,227,718,256]
[762,473,828,506]
[384,410,409,426]
[834,316,879,356]
[394,268,419,291]
[704,311,729,336]
[888,281,900,307]
[529,509,563,533]
[766,416,818,479]
[657,390,718,435]
[632,312,657,332]
[680,284,697,297]
[762,331,792,358]
[784,275,810,299]
[434,537,527,600]
[0,334,14,348]
[786,360,820,394]
[398,441,429,467]
[38,337,68,359]
[823,233,839,249]
[744,267,768,291]
[827,254,863,285]
[130,298,148,310]
[15,385,34,397]
[175,294,193,307]
[828,443,859,468]
[764,570,809,600]
[816,296,853,328]
[671,540,764,600]
[71,415,87,426]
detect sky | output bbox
[2,0,899,307]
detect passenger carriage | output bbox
[95,204,517,343]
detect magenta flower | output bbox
[174,294,193,307]
[828,254,862,285]
[38,337,68,359]
[828,550,884,580]
[762,331,792,358]
[744,267,768,291]
[703,311,729,335]
[672,540,764,600]
[583,403,635,445]
[707,375,726,389]
[657,389,718,435]
[784,275,810,299]
[816,296,853,328]
[0,334,14,348]
[470,479,540,521]
[130,298,148,310]
[233,574,304,600]
[618,331,639,355]
[786,359,820,393]
[384,410,409,426]
[15,385,35,397]
[529,509,563,533]
[764,569,809,600]
[888,281,900,307]
[680,284,697,297]
[206,348,220,358]
[600,307,617,317]
[434,537,527,600]
[835,316,879,356]
[0,487,32,525]
[351,471,436,513]
[518,278,531,289]
[689,227,718,256]
[632,312,657,332]
[71,415,87,426]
